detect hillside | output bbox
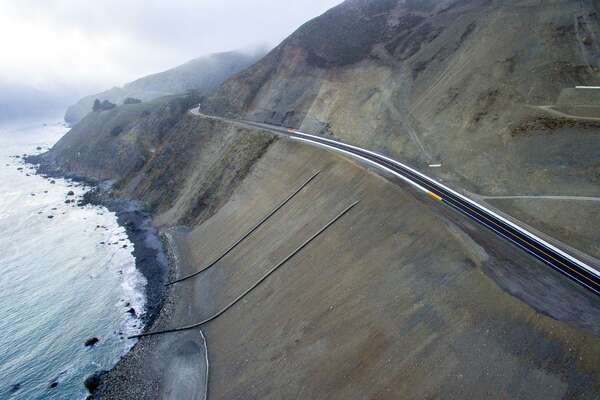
[30,0,600,398]
[64,51,264,124]
[36,0,600,290]
[204,0,600,196]
[45,0,600,211]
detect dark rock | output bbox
[84,370,107,394]
[67,191,75,196]
[9,382,22,393]
[65,199,71,204]
[84,337,99,347]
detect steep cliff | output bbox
[203,0,600,197]
[40,0,600,257]
[35,1,600,398]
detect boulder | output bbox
[84,337,99,347]
[9,382,22,393]
[84,370,107,394]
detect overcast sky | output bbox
[0,0,341,94]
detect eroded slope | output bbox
[96,133,600,399]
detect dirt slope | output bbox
[96,134,600,399]
[33,2,600,396]
[203,0,600,196]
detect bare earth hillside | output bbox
[30,0,600,398]
[95,135,600,399]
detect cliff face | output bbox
[40,0,600,255]
[38,2,600,397]
[204,0,600,196]
[64,51,265,125]
[35,93,274,227]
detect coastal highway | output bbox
[190,109,600,297]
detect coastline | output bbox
[81,187,168,328]
[89,227,209,399]
[24,155,172,396]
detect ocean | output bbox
[0,118,147,399]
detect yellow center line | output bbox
[451,196,599,288]
[427,191,443,201]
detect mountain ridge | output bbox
[64,50,265,124]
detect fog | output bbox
[0,0,341,119]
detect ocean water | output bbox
[0,119,146,399]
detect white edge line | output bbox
[290,130,600,278]
[290,136,430,194]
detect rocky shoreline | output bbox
[81,186,169,327]
[25,155,170,396]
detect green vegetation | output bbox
[92,99,117,112]
[65,51,265,124]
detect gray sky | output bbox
[0,0,341,93]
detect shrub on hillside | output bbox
[92,99,117,112]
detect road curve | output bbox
[190,109,600,297]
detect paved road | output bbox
[190,108,600,297]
